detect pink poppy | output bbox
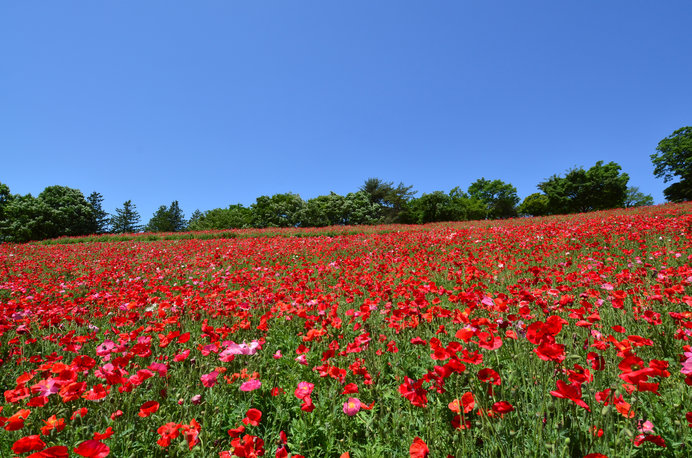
[343,398,362,416]
[239,379,261,392]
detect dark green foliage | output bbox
[0,182,10,217]
[406,187,489,223]
[360,178,416,223]
[37,185,94,239]
[251,193,304,228]
[187,204,253,231]
[86,191,110,234]
[188,209,203,228]
[0,184,94,242]
[410,191,457,223]
[518,193,550,217]
[467,178,519,219]
[538,161,629,214]
[111,200,142,233]
[651,126,692,202]
[145,200,187,232]
[297,191,380,227]
[0,194,46,242]
[624,187,654,208]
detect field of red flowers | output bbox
[1,204,692,457]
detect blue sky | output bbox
[2,1,691,221]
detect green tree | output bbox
[111,200,142,233]
[342,191,381,225]
[37,185,94,239]
[651,126,692,202]
[467,178,519,219]
[624,187,654,208]
[187,205,253,231]
[86,192,110,234]
[360,178,416,223]
[518,193,550,217]
[0,193,47,243]
[251,193,304,228]
[187,209,203,229]
[410,191,455,223]
[145,201,187,232]
[298,193,345,227]
[0,182,10,211]
[539,161,629,214]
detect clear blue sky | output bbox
[2,1,691,220]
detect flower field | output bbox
[1,204,692,457]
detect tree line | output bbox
[1,126,689,243]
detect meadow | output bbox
[1,203,691,457]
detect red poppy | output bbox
[534,342,566,363]
[550,380,590,411]
[410,437,429,458]
[181,419,201,450]
[12,435,46,454]
[633,434,666,447]
[342,383,359,394]
[138,401,160,418]
[300,395,316,412]
[242,408,262,426]
[157,422,181,447]
[492,401,514,414]
[227,425,245,438]
[477,368,501,385]
[71,407,88,420]
[93,426,114,440]
[41,415,66,435]
[73,440,110,457]
[26,446,69,458]
[4,408,31,431]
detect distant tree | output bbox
[251,193,304,228]
[296,191,382,227]
[411,191,456,223]
[86,192,110,234]
[467,178,519,219]
[111,200,142,233]
[298,193,344,227]
[37,185,94,238]
[651,126,692,202]
[585,162,630,211]
[624,187,654,208]
[188,205,252,231]
[0,193,47,243]
[518,193,550,217]
[539,161,629,214]
[145,201,187,232]
[0,182,11,223]
[342,191,381,225]
[360,178,416,223]
[188,209,203,229]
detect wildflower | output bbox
[41,415,66,435]
[294,382,314,400]
[157,422,181,448]
[410,437,429,458]
[239,379,261,392]
[550,380,590,411]
[343,398,361,416]
[201,371,219,388]
[73,440,110,457]
[242,408,262,426]
[138,401,159,418]
[12,435,46,454]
